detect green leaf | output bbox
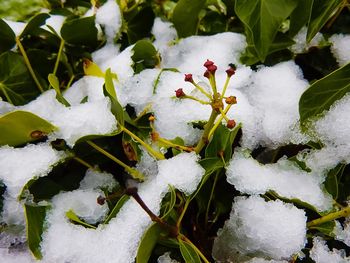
[235,0,297,62]
[309,221,336,237]
[24,203,49,259]
[161,185,177,219]
[104,195,130,224]
[307,0,343,42]
[127,6,155,44]
[136,223,162,263]
[325,164,345,200]
[0,19,16,54]
[131,40,160,74]
[20,13,50,38]
[289,0,313,37]
[0,51,39,105]
[299,62,350,126]
[178,239,201,263]
[104,68,117,99]
[48,74,70,106]
[66,209,96,229]
[0,110,56,147]
[61,16,98,46]
[172,0,206,38]
[205,123,241,162]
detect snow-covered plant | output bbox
[1,0,350,262]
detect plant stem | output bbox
[205,171,219,229]
[121,126,165,160]
[220,76,231,100]
[73,156,94,170]
[0,84,13,104]
[86,140,144,180]
[178,234,210,263]
[208,104,232,139]
[184,95,211,105]
[192,82,212,100]
[65,75,75,90]
[219,108,229,121]
[53,39,65,75]
[176,198,191,229]
[307,206,350,228]
[158,137,194,152]
[209,74,217,96]
[194,110,219,154]
[16,37,44,93]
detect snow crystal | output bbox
[310,237,350,263]
[79,169,117,192]
[242,61,309,148]
[226,150,333,211]
[162,32,246,75]
[41,153,204,262]
[213,196,307,262]
[95,0,122,43]
[21,89,117,146]
[0,143,65,224]
[291,27,324,54]
[152,18,177,54]
[158,252,179,263]
[329,34,350,66]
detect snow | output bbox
[226,150,333,211]
[245,259,288,263]
[79,169,118,192]
[291,27,324,54]
[20,89,117,146]
[3,19,26,36]
[212,196,307,262]
[41,152,204,262]
[329,34,350,66]
[158,252,179,263]
[309,237,350,263]
[42,15,66,36]
[95,0,122,43]
[152,18,177,54]
[0,143,66,224]
[0,248,35,263]
[334,219,350,247]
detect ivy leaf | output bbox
[20,13,50,38]
[0,51,39,105]
[48,74,70,106]
[172,0,206,38]
[160,185,177,219]
[235,0,297,62]
[136,223,162,263]
[61,16,98,47]
[178,238,201,263]
[307,0,343,42]
[299,62,350,126]
[83,59,105,78]
[66,209,96,229]
[131,40,160,74]
[0,111,57,147]
[104,195,130,224]
[0,19,16,54]
[127,6,155,44]
[289,0,313,37]
[25,203,49,259]
[309,221,336,237]
[325,164,345,200]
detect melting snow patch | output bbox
[310,237,350,263]
[329,34,350,66]
[212,196,307,262]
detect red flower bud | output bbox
[226,67,236,77]
[97,195,106,205]
[204,59,214,68]
[227,119,236,129]
[175,88,186,98]
[184,74,193,82]
[204,70,210,79]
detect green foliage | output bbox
[136,223,163,263]
[172,0,206,38]
[66,209,97,229]
[0,111,56,146]
[0,19,16,54]
[131,40,160,74]
[178,238,201,263]
[299,62,350,126]
[24,203,49,259]
[104,195,130,224]
[20,13,50,38]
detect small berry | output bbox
[204,59,214,68]
[175,88,186,98]
[226,64,236,77]
[207,64,217,74]
[227,119,236,129]
[184,74,193,82]
[225,96,237,105]
[97,195,106,205]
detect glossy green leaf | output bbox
[127,6,155,44]
[172,0,206,38]
[104,195,130,224]
[289,0,313,37]
[307,0,343,42]
[235,0,297,62]
[66,209,96,229]
[136,223,162,263]
[0,110,56,147]
[299,62,350,125]
[61,16,98,46]
[48,74,70,106]
[205,123,241,162]
[0,19,16,54]
[131,40,160,74]
[104,72,124,128]
[161,185,177,219]
[20,13,50,38]
[0,51,39,105]
[325,164,345,200]
[179,239,201,263]
[309,221,336,237]
[104,68,117,99]
[25,204,49,259]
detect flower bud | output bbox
[97,195,106,205]
[184,74,193,82]
[175,88,186,98]
[227,119,236,129]
[204,70,210,79]
[207,64,217,74]
[226,64,236,77]
[204,59,214,68]
[225,96,237,105]
[148,115,155,122]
